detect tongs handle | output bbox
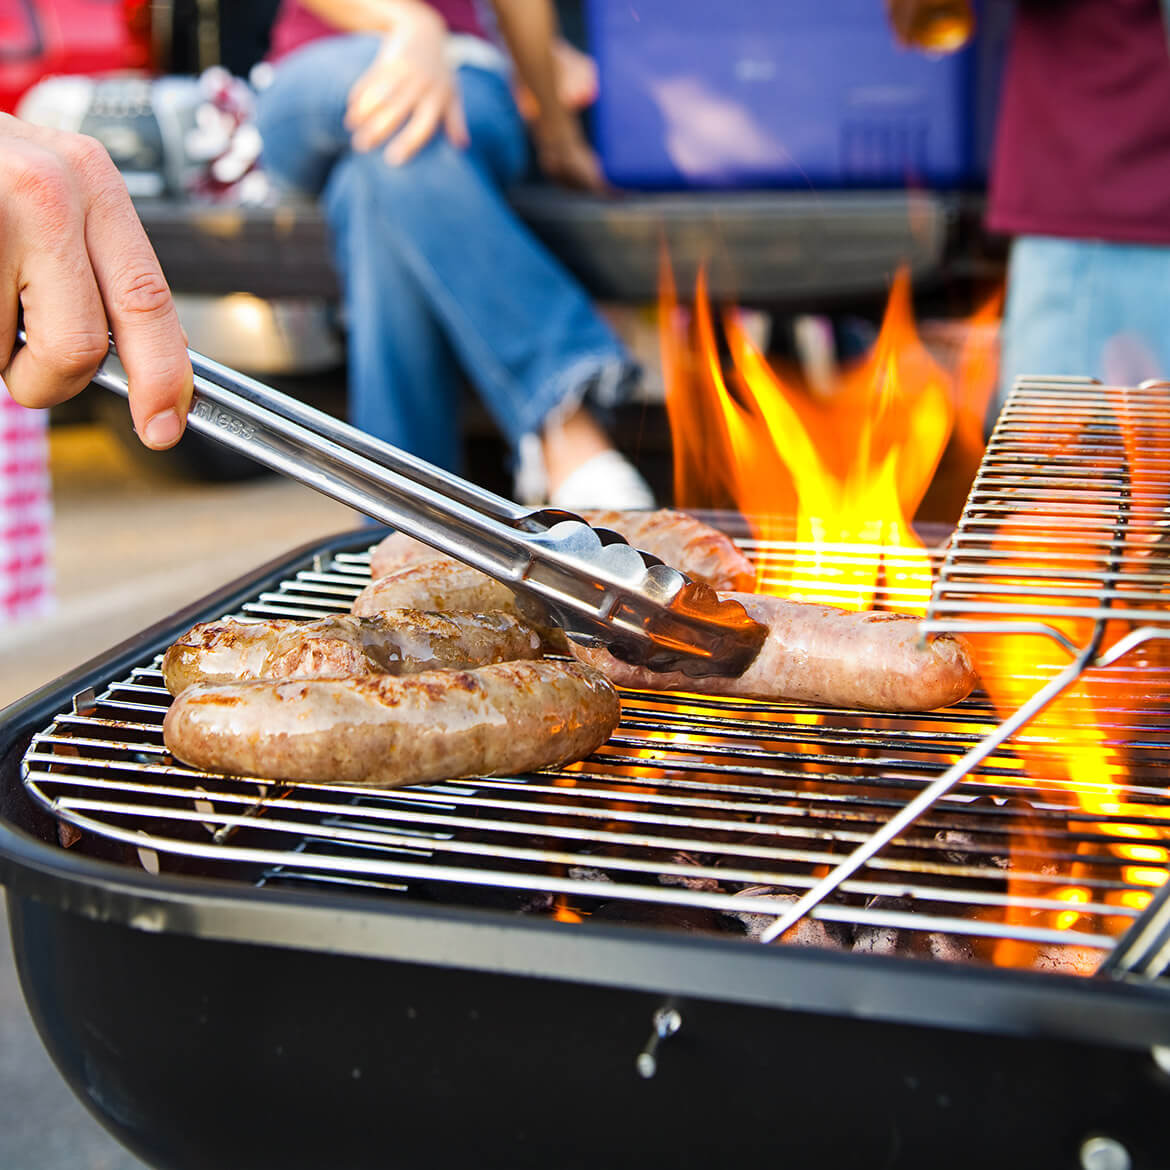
[75,334,766,678]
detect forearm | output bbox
[489,0,571,135]
[297,0,441,35]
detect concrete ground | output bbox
[1,419,360,1170]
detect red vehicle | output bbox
[0,0,153,114]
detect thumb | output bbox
[444,94,469,149]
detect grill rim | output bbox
[3,528,1170,1054]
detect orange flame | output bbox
[661,262,964,614]
[655,258,1169,969]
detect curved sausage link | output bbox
[572,591,977,712]
[368,508,755,591]
[579,508,755,591]
[351,562,569,652]
[163,659,621,788]
[352,561,522,618]
[162,610,544,695]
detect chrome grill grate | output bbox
[19,377,1170,977]
[924,375,1170,657]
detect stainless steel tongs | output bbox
[82,335,767,678]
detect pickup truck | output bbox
[6,0,1006,489]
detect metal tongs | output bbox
[81,335,767,678]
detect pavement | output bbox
[0,420,360,1170]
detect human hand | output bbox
[345,1,469,166]
[0,114,191,449]
[532,116,607,192]
[514,38,599,122]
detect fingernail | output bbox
[143,409,182,449]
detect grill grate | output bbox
[18,376,1170,977]
[924,375,1170,658]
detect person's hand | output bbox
[532,115,606,192]
[0,114,191,449]
[345,0,469,166]
[514,38,599,122]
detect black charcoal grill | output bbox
[4,376,1170,1169]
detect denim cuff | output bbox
[529,351,643,438]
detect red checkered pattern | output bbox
[0,383,53,624]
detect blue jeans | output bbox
[998,235,1170,412]
[255,36,636,472]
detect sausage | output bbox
[161,610,545,695]
[369,531,446,578]
[571,592,976,712]
[163,659,621,788]
[351,561,570,652]
[162,619,282,695]
[352,560,522,618]
[577,509,755,591]
[368,508,755,591]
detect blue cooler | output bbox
[585,0,1003,190]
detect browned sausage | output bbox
[352,561,522,618]
[369,531,445,578]
[368,508,755,591]
[571,592,976,712]
[161,610,546,695]
[351,561,570,652]
[577,509,755,591]
[162,619,281,695]
[163,659,621,788]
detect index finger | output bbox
[68,135,192,449]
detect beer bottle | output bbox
[887,0,974,53]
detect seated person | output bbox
[255,0,654,509]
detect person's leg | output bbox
[389,70,633,426]
[1081,241,1170,386]
[257,41,650,500]
[993,236,1094,432]
[998,236,1170,413]
[351,64,649,502]
[256,35,464,469]
[322,153,464,470]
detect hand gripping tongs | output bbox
[83,337,767,678]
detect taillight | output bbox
[121,0,155,70]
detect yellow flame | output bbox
[661,264,955,613]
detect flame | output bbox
[661,262,969,614]
[980,646,1166,966]
[655,255,1170,969]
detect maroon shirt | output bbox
[987,0,1170,245]
[268,0,487,61]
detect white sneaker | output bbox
[513,433,549,506]
[549,449,656,511]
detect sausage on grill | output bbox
[352,561,522,618]
[368,508,755,591]
[163,659,621,788]
[350,561,570,652]
[162,611,544,695]
[572,591,977,712]
[577,508,756,591]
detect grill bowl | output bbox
[3,530,1170,1169]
